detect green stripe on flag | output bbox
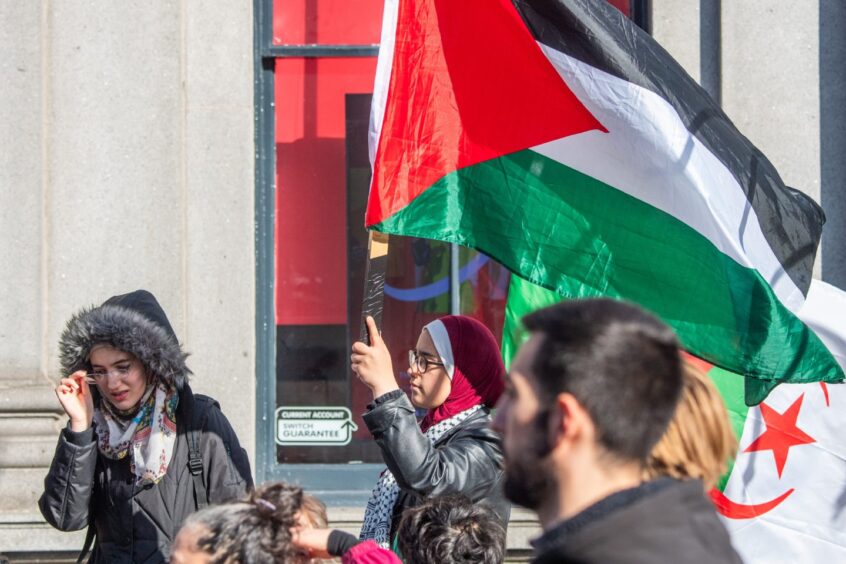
[373,148,843,404]
[501,275,559,370]
[706,365,750,489]
[501,275,749,491]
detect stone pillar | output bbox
[0,0,255,555]
[820,0,846,290]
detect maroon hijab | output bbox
[419,315,505,432]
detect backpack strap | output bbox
[187,430,207,510]
[183,390,218,510]
[76,451,105,563]
[76,521,96,563]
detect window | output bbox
[255,0,651,499]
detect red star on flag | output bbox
[744,393,816,478]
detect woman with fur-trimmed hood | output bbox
[39,290,253,563]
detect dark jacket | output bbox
[38,290,253,563]
[530,478,743,564]
[363,390,511,540]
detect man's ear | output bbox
[553,393,590,445]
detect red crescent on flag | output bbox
[680,351,713,373]
[709,487,794,519]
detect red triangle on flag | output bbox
[366,0,606,227]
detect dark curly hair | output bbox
[397,495,505,564]
[184,482,308,563]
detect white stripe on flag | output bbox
[533,43,804,314]
[368,0,399,168]
[797,280,846,372]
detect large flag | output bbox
[365,0,843,404]
[717,280,846,560]
[504,275,846,559]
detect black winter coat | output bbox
[530,478,742,564]
[39,290,253,563]
[39,385,253,563]
[363,390,511,540]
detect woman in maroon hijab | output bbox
[352,315,510,551]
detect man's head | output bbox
[492,299,683,512]
[397,495,505,564]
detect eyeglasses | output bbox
[86,362,136,384]
[408,350,445,374]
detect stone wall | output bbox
[0,0,255,553]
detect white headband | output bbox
[423,319,455,380]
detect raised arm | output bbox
[39,373,98,531]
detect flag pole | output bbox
[360,231,390,344]
[449,243,460,315]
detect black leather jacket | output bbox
[38,386,253,563]
[363,390,511,539]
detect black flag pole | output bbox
[360,231,390,345]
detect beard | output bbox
[503,455,553,510]
[502,410,555,510]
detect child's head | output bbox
[397,495,505,564]
[171,482,311,564]
[298,493,328,529]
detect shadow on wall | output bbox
[820,1,846,291]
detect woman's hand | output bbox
[290,527,333,559]
[351,316,400,399]
[55,371,94,432]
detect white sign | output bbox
[275,406,359,446]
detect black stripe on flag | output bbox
[513,0,824,296]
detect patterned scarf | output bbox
[93,379,179,485]
[359,404,483,548]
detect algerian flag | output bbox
[503,275,846,559]
[366,0,843,403]
[716,280,846,560]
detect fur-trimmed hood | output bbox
[59,290,191,390]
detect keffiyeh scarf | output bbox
[359,404,483,547]
[93,379,179,485]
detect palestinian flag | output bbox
[366,0,843,404]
